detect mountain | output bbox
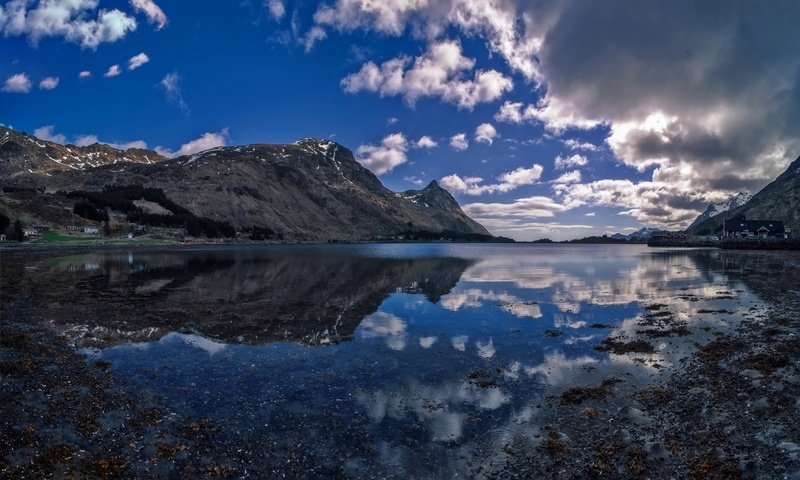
[0,127,490,241]
[625,227,663,240]
[687,155,800,235]
[0,125,166,177]
[686,192,753,231]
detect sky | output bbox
[2,0,800,240]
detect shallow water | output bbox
[23,244,777,476]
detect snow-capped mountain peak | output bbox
[687,192,752,230]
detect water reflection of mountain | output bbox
[28,251,473,347]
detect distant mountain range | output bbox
[609,227,664,241]
[0,126,490,242]
[687,155,800,235]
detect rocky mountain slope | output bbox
[687,155,800,234]
[0,125,166,177]
[686,192,753,231]
[0,127,490,241]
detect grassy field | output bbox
[38,231,95,243]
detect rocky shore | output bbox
[2,248,799,479]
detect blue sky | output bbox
[2,0,799,240]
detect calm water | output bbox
[26,244,775,476]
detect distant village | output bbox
[648,216,797,249]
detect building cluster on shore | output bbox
[648,216,797,249]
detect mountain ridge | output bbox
[687,155,800,235]
[0,127,490,241]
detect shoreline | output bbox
[2,247,799,478]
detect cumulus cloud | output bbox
[474,123,497,145]
[128,52,150,70]
[462,195,568,218]
[78,70,92,79]
[562,138,599,152]
[155,129,229,158]
[356,133,409,175]
[33,125,148,150]
[0,0,137,49]
[159,71,188,113]
[33,125,66,143]
[554,154,587,170]
[525,0,800,212]
[449,133,468,151]
[414,135,437,149]
[2,73,31,93]
[38,76,59,90]
[104,64,121,77]
[553,178,716,228]
[311,0,543,81]
[130,0,167,30]
[553,170,581,184]
[441,164,543,195]
[75,134,147,150]
[341,40,513,110]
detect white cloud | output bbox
[104,64,121,77]
[31,125,148,150]
[38,76,59,90]
[302,26,327,52]
[155,129,229,158]
[0,0,137,49]
[554,154,587,170]
[494,100,601,133]
[266,0,285,20]
[562,138,599,152]
[462,195,568,218]
[75,134,147,150]
[2,73,31,93]
[414,135,437,149]
[33,125,65,143]
[387,116,399,125]
[128,52,150,70]
[78,70,92,79]
[474,123,497,145]
[449,133,468,151]
[341,40,513,110]
[311,0,543,81]
[553,177,713,228]
[404,175,425,186]
[356,133,409,175]
[553,170,581,184]
[159,71,188,113]
[585,212,595,217]
[441,164,543,195]
[130,0,167,30]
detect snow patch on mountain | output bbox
[687,192,753,230]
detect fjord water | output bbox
[33,244,770,476]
